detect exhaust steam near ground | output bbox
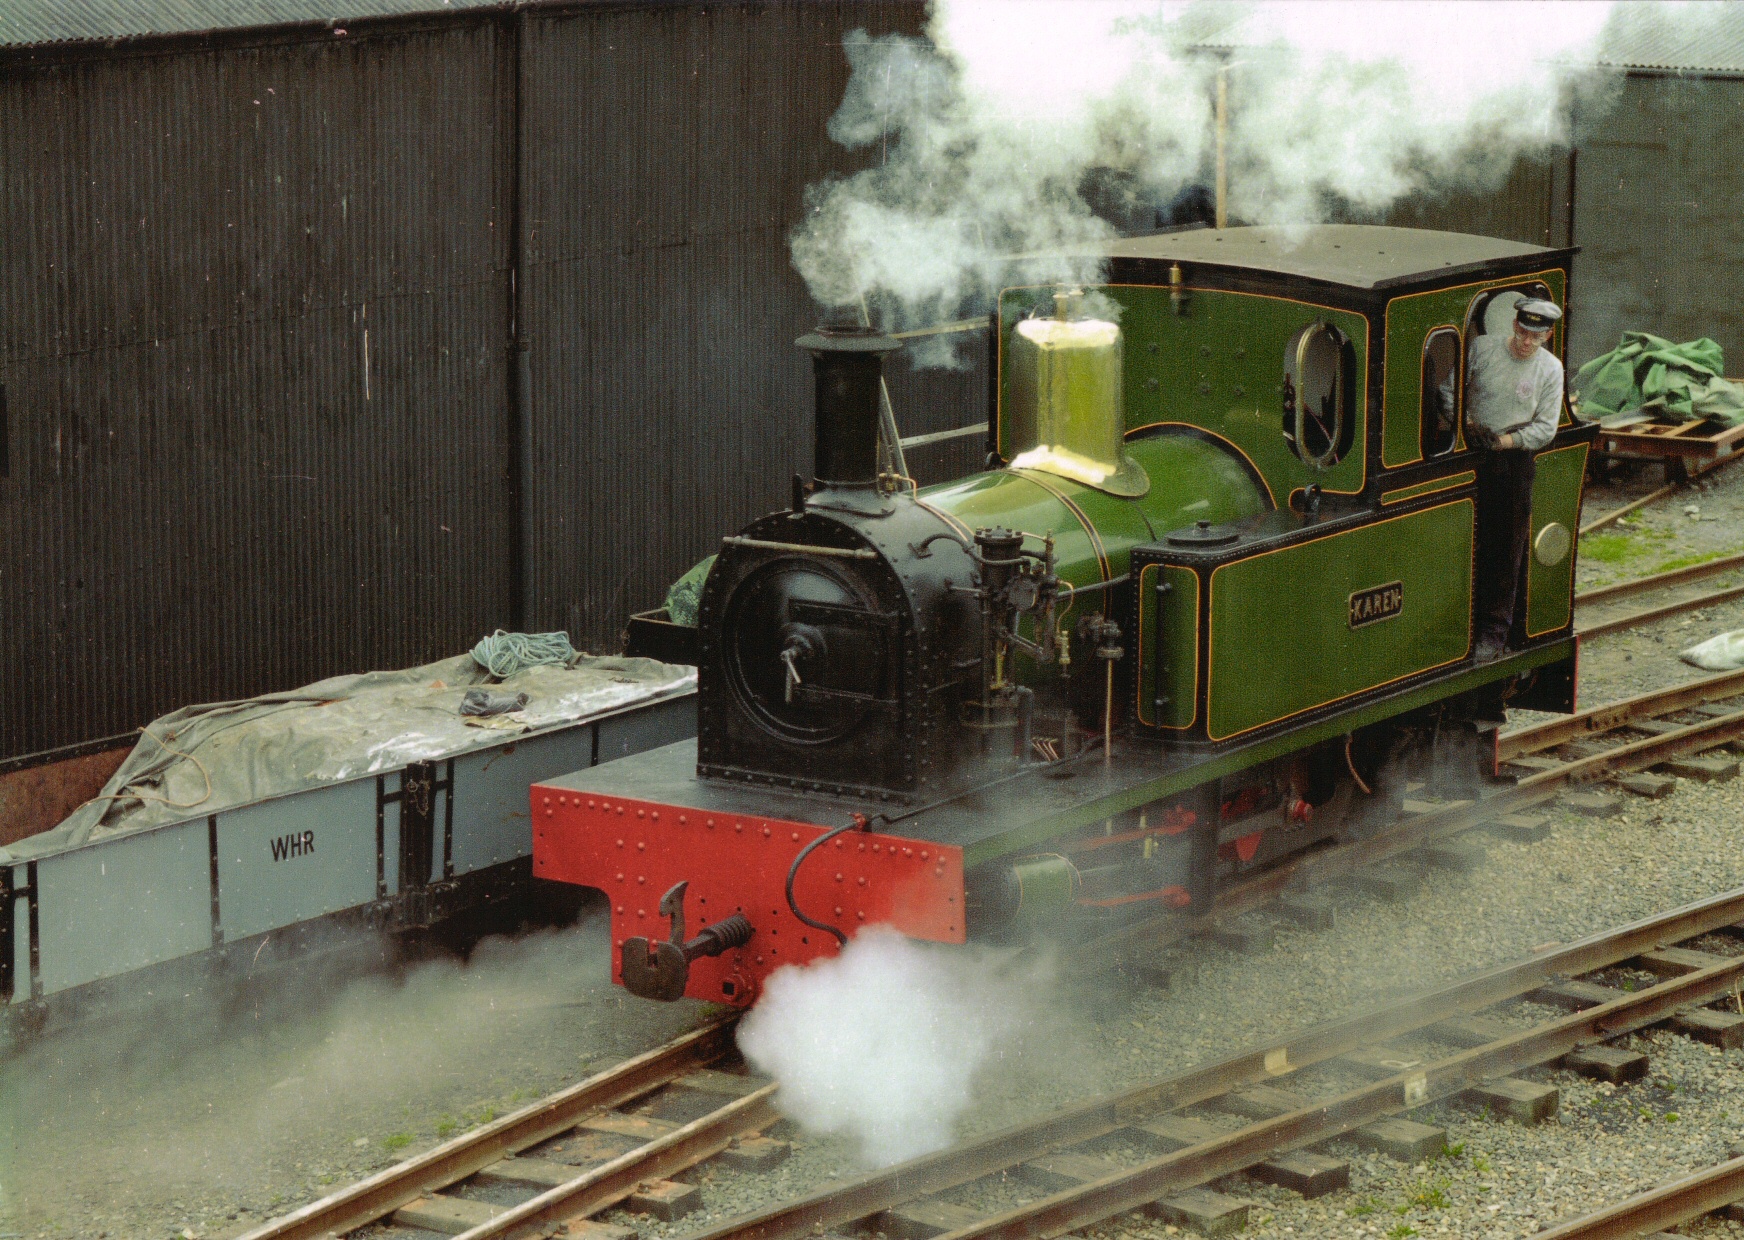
[0,917,703,1237]
[738,927,1059,1166]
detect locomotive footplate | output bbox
[535,633,1574,1004]
[532,780,964,1007]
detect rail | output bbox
[234,1017,746,1240]
[1580,446,1744,535]
[682,886,1744,1240]
[1534,1155,1744,1238]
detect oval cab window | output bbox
[1282,321,1354,470]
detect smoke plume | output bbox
[736,927,1048,1166]
[792,0,1621,361]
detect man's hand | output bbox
[1466,423,1497,450]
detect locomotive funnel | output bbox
[796,326,901,487]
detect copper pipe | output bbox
[1214,66,1229,229]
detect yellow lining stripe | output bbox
[913,495,974,542]
[1524,442,1590,639]
[1380,470,1475,506]
[1204,498,1476,742]
[1011,470,1112,582]
[1136,563,1199,731]
[1380,268,1567,469]
[1126,421,1279,510]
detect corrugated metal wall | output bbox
[515,1,979,643]
[1568,73,1744,369]
[0,2,981,764]
[0,20,519,759]
[1371,152,1573,249]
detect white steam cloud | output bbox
[793,0,1622,358]
[736,927,1048,1166]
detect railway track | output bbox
[1537,1152,1744,1239]
[1579,447,1744,536]
[680,887,1744,1240]
[238,671,1744,1240]
[233,1019,780,1240]
[1574,549,1744,639]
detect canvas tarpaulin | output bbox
[1,652,693,863]
[1572,332,1744,427]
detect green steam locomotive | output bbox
[535,224,1592,1006]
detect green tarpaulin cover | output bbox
[1572,332,1744,427]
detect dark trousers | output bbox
[1474,448,1536,642]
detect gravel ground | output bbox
[1573,458,1744,700]
[4,459,1744,1240]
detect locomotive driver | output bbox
[1452,297,1565,662]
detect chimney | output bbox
[795,326,901,487]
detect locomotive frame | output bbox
[536,224,1595,1007]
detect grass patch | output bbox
[1387,1225,1419,1239]
[1650,549,1732,575]
[1349,1196,1381,1217]
[1582,533,1636,563]
[1406,1174,1452,1209]
[381,1132,414,1152]
[434,1115,458,1139]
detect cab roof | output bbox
[1102,224,1566,292]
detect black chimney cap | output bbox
[795,326,902,355]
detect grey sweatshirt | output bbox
[1462,334,1564,451]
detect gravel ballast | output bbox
[5,462,1744,1240]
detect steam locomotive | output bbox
[532,224,1595,1006]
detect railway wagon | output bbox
[533,225,1597,1006]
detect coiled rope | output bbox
[470,629,578,678]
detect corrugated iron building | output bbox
[1566,8,1744,366]
[0,0,986,764]
[3,1,1740,766]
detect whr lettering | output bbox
[270,830,316,861]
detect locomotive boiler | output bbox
[532,225,1596,1006]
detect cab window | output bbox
[1420,328,1460,459]
[1282,321,1356,471]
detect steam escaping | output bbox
[793,0,1622,360]
[0,917,702,1235]
[737,927,1048,1166]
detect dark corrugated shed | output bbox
[0,1,969,764]
[0,17,521,760]
[0,0,497,46]
[513,2,979,646]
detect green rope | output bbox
[470,629,578,678]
